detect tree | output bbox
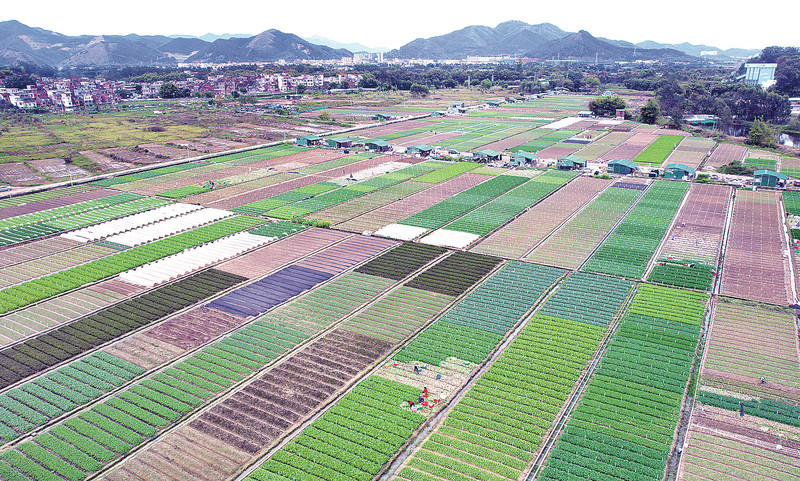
[116,89,132,99]
[4,74,36,90]
[296,83,307,94]
[588,95,627,117]
[656,78,685,125]
[640,98,659,124]
[409,83,429,97]
[480,79,493,92]
[746,118,778,148]
[159,82,188,99]
[318,112,331,121]
[358,74,378,89]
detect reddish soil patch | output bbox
[190,329,393,453]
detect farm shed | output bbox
[664,163,696,180]
[608,159,638,175]
[296,134,322,146]
[754,169,788,187]
[474,149,502,162]
[365,140,392,152]
[373,113,394,121]
[511,151,537,165]
[325,137,352,149]
[556,155,587,170]
[407,144,434,156]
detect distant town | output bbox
[0,72,365,111]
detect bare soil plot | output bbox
[350,120,432,138]
[28,158,89,179]
[535,144,579,159]
[705,143,748,168]
[701,299,800,400]
[215,228,352,279]
[663,137,717,169]
[658,183,732,264]
[78,150,133,171]
[679,406,800,481]
[0,162,44,184]
[719,190,793,305]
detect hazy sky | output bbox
[4,0,798,51]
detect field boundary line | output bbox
[0,229,358,452]
[577,179,653,272]
[451,171,580,253]
[523,281,639,481]
[86,236,424,481]
[515,177,615,261]
[643,181,694,281]
[665,296,716,481]
[714,187,737,296]
[230,251,502,481]
[377,266,571,480]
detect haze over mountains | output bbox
[0,19,760,68]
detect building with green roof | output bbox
[754,169,788,187]
[608,159,638,175]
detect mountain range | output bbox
[0,19,760,68]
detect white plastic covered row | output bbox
[119,232,271,287]
[104,208,234,248]
[61,203,202,243]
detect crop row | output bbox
[0,269,246,390]
[697,390,800,428]
[526,184,644,269]
[625,283,708,326]
[412,162,480,183]
[355,242,446,281]
[247,221,307,239]
[442,170,577,236]
[297,151,378,174]
[90,162,210,187]
[208,144,308,165]
[0,313,313,479]
[405,251,501,297]
[538,271,633,328]
[265,163,442,220]
[538,285,707,481]
[399,175,529,231]
[647,259,716,291]
[0,351,144,443]
[0,193,143,232]
[584,180,689,279]
[633,134,683,165]
[510,129,579,153]
[0,185,99,211]
[784,191,800,216]
[401,315,606,481]
[247,376,426,481]
[0,197,171,248]
[231,180,341,216]
[157,185,211,199]
[395,261,564,366]
[313,181,430,225]
[0,215,262,314]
